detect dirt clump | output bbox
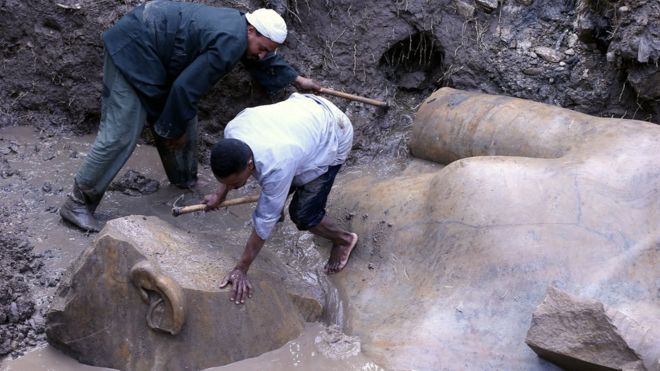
[108,169,160,196]
[0,235,47,358]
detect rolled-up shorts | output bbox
[288,164,341,230]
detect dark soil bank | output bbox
[0,0,658,361]
[1,1,658,154]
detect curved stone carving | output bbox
[129,259,185,335]
[331,88,659,370]
[46,216,308,370]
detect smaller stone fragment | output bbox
[526,287,659,371]
[475,0,497,11]
[534,46,563,63]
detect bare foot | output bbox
[324,233,358,274]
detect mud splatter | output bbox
[314,324,361,360]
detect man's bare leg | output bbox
[309,216,359,274]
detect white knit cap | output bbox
[245,9,287,44]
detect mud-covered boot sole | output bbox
[59,197,101,232]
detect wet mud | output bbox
[2,323,381,371]
[0,237,46,359]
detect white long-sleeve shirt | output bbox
[224,93,353,239]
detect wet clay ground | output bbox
[0,125,399,369]
[2,323,382,371]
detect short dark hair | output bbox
[210,139,253,178]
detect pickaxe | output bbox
[171,194,259,217]
[319,87,388,108]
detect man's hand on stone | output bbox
[294,76,321,92]
[220,268,253,304]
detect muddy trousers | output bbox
[75,53,197,197]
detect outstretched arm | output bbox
[220,229,265,304]
[219,166,297,304]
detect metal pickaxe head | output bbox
[171,195,184,217]
[173,194,185,209]
[171,194,204,217]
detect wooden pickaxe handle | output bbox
[319,88,388,107]
[172,195,259,217]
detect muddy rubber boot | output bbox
[87,192,104,214]
[59,183,101,232]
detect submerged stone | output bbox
[46,216,308,370]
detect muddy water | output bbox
[1,323,382,371]
[0,126,396,369]
[0,346,114,371]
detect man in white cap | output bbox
[60,0,320,232]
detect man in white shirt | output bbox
[204,93,358,304]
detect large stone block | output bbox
[46,216,306,370]
[526,287,660,371]
[330,88,659,370]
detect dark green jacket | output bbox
[103,0,299,139]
